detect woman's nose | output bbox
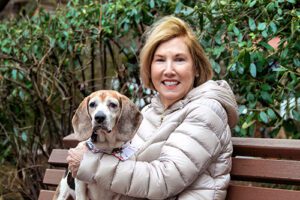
[163,60,175,76]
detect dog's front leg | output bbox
[75,178,88,200]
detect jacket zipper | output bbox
[160,111,167,124]
[160,114,164,124]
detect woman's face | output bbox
[151,37,196,108]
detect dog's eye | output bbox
[108,102,118,109]
[89,101,96,108]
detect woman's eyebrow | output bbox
[174,53,187,57]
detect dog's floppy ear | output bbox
[72,96,93,141]
[117,95,143,139]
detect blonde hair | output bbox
[140,16,213,89]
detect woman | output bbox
[67,16,238,200]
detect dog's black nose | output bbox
[94,111,106,123]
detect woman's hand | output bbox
[67,141,88,177]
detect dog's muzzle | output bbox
[93,111,112,133]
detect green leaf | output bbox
[292,110,300,121]
[261,84,272,91]
[248,17,256,31]
[246,93,255,101]
[238,105,247,114]
[233,25,240,36]
[259,111,269,123]
[269,21,277,34]
[238,64,244,74]
[175,2,183,14]
[50,38,56,48]
[281,48,289,59]
[227,23,234,32]
[250,63,257,77]
[249,0,257,7]
[261,91,273,103]
[22,55,28,62]
[259,41,274,51]
[294,58,300,67]
[220,0,227,5]
[262,30,268,38]
[213,45,225,58]
[257,22,266,31]
[242,120,256,129]
[210,59,221,74]
[229,63,237,72]
[267,108,277,120]
[272,67,287,72]
[237,33,243,42]
[149,0,155,8]
[11,69,17,80]
[182,7,194,16]
[266,2,275,11]
[287,0,296,3]
[21,131,27,142]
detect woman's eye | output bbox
[175,57,185,62]
[154,57,165,62]
[108,102,118,109]
[89,101,96,108]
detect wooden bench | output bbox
[39,135,300,200]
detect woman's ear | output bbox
[72,96,93,141]
[117,95,143,139]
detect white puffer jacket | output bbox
[77,80,239,200]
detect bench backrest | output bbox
[40,135,300,200]
[227,137,300,200]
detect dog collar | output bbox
[86,138,137,161]
[86,138,106,154]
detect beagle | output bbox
[53,90,143,200]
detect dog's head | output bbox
[72,90,143,147]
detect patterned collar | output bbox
[85,138,136,161]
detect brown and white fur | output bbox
[53,90,143,200]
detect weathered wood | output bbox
[231,157,300,184]
[232,137,300,160]
[38,190,55,200]
[43,169,66,185]
[63,134,79,148]
[226,184,300,200]
[48,149,68,166]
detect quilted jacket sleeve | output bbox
[77,100,226,199]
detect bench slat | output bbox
[43,169,66,185]
[231,157,300,184]
[63,134,79,148]
[226,184,300,200]
[38,190,55,200]
[232,137,300,160]
[48,149,68,166]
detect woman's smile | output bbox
[162,80,180,88]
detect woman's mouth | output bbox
[162,81,179,89]
[163,81,179,86]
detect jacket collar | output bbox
[149,80,239,128]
